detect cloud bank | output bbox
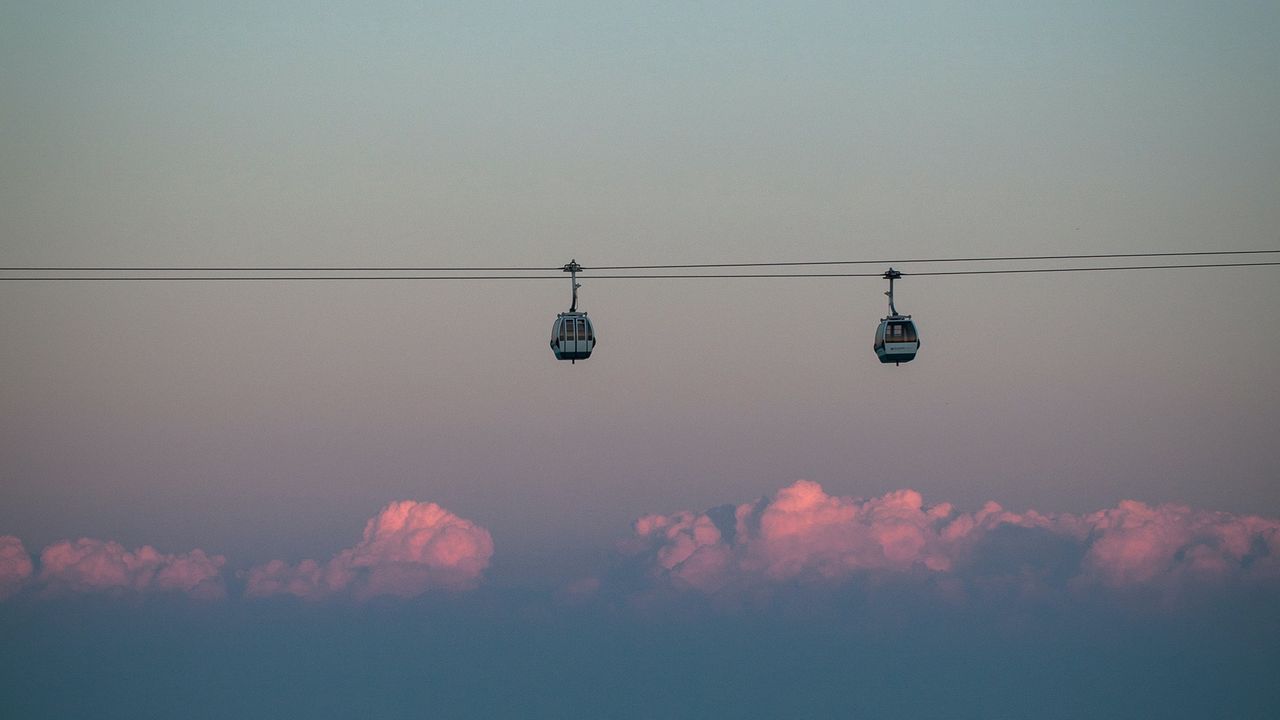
[37,538,227,599]
[6,486,1277,610]
[0,536,34,599]
[617,481,1280,602]
[246,500,494,600]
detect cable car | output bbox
[874,268,920,365]
[550,260,596,363]
[551,312,595,362]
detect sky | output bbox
[2,2,1279,717]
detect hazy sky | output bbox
[2,2,1278,717]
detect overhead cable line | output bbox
[1,248,1275,273]
[900,261,1280,277]
[0,265,564,272]
[588,249,1280,270]
[2,260,1278,281]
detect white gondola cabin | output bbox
[873,268,920,365]
[550,260,596,363]
[874,316,919,364]
[550,311,595,362]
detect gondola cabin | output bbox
[872,268,919,365]
[874,316,919,365]
[549,260,596,363]
[551,311,595,362]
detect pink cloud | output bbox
[246,500,494,600]
[1,536,34,599]
[1079,500,1280,590]
[37,538,226,599]
[621,481,1280,598]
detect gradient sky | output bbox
[2,2,1279,717]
